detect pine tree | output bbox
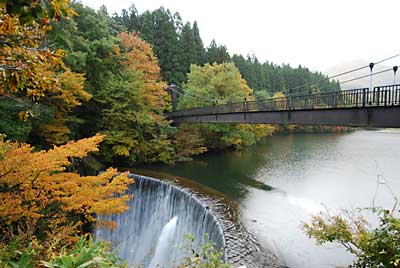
[205,40,231,64]
[192,21,206,64]
[139,8,184,84]
[179,22,197,75]
[114,3,141,32]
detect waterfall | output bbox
[148,216,178,268]
[96,174,225,268]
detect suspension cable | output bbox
[265,52,400,95]
[170,53,400,107]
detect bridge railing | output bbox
[168,84,400,117]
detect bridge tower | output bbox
[167,84,178,112]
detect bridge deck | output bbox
[167,84,400,128]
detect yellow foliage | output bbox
[272,91,287,110]
[118,32,168,110]
[1,8,92,145]
[237,124,276,139]
[57,70,91,112]
[0,134,133,251]
[0,10,64,99]
[39,70,91,145]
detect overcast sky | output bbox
[80,0,399,72]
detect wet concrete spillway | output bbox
[96,174,226,268]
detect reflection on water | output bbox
[141,130,400,267]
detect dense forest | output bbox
[113,4,340,93]
[0,2,342,166]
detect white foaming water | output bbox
[148,216,178,268]
[287,195,325,213]
[96,175,225,268]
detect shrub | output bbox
[303,208,400,267]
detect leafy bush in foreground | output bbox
[1,235,230,268]
[176,235,230,268]
[303,208,400,267]
[0,235,125,268]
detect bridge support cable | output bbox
[252,66,398,106]
[271,52,400,97]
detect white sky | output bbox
[80,0,400,72]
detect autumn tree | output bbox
[0,0,79,99]
[97,32,175,164]
[0,1,133,261]
[0,134,132,259]
[118,32,169,110]
[0,1,92,146]
[178,63,275,149]
[0,9,65,100]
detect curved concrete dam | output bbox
[96,174,226,268]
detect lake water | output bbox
[141,129,400,267]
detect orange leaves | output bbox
[0,134,133,244]
[0,11,64,99]
[2,4,92,145]
[119,32,161,81]
[174,124,207,161]
[1,8,91,144]
[0,9,87,108]
[118,32,168,111]
[18,110,29,121]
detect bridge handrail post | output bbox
[312,94,315,109]
[384,89,388,106]
[397,86,400,105]
[376,87,380,106]
[362,88,366,107]
[354,90,357,107]
[333,92,337,108]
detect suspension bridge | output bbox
[167,84,400,127]
[166,55,400,128]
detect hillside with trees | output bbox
[0,1,343,166]
[112,4,340,93]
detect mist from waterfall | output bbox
[96,174,225,268]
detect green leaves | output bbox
[303,208,400,267]
[177,63,275,150]
[232,54,341,94]
[42,235,124,268]
[96,38,175,164]
[177,235,230,268]
[9,244,36,268]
